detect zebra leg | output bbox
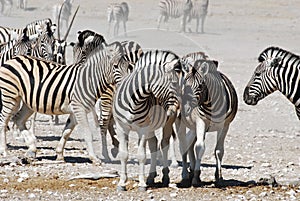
[169,132,178,168]
[192,118,206,187]
[108,116,119,158]
[146,132,158,186]
[56,115,76,162]
[215,125,229,185]
[201,15,206,33]
[123,20,127,37]
[114,21,119,37]
[195,17,200,33]
[115,121,129,191]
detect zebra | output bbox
[52,0,73,35]
[0,0,12,16]
[157,0,193,32]
[186,0,209,33]
[99,40,143,162]
[244,46,300,120]
[17,0,27,10]
[107,2,129,37]
[0,18,53,45]
[113,50,187,191]
[177,56,238,187]
[0,37,130,164]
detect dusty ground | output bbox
[0,0,300,200]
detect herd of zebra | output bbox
[0,0,299,192]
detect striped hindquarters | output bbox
[107,2,129,23]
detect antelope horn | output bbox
[63,5,80,41]
[57,2,66,40]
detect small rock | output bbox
[259,192,267,197]
[28,193,36,198]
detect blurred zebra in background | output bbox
[53,0,73,36]
[0,18,53,45]
[187,0,209,33]
[17,0,27,10]
[178,56,238,187]
[244,46,300,119]
[0,0,12,16]
[113,50,186,191]
[157,0,193,32]
[107,2,129,37]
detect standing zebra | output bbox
[99,40,143,162]
[113,50,186,191]
[178,56,238,187]
[17,0,27,10]
[0,18,53,45]
[53,0,73,35]
[0,38,130,164]
[157,0,193,32]
[244,46,300,119]
[107,2,129,37]
[0,0,12,16]
[187,0,209,33]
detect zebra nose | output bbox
[243,86,250,102]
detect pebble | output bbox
[28,193,36,198]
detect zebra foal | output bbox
[157,0,193,32]
[113,50,187,191]
[0,37,129,164]
[244,46,300,119]
[177,55,238,187]
[107,2,129,37]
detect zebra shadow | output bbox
[36,135,83,142]
[23,7,38,12]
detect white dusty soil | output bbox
[0,0,300,200]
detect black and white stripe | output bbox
[187,0,209,33]
[157,0,193,32]
[178,55,238,187]
[0,36,129,164]
[113,50,186,191]
[244,46,300,119]
[107,2,129,36]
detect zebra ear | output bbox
[271,57,282,68]
[199,62,209,76]
[212,60,219,68]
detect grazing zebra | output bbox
[107,2,129,37]
[0,37,130,164]
[187,0,209,33]
[0,18,53,45]
[99,40,143,162]
[53,0,73,35]
[157,0,193,32]
[0,0,12,16]
[113,50,187,191]
[17,0,27,10]
[244,46,300,120]
[178,57,238,187]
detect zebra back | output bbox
[159,0,193,18]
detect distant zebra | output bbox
[0,18,53,45]
[178,56,238,187]
[99,40,143,162]
[157,0,193,32]
[53,0,73,35]
[107,2,129,37]
[17,0,27,10]
[244,46,300,119]
[0,0,12,16]
[113,50,186,191]
[187,0,209,33]
[0,38,130,164]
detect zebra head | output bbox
[182,59,212,116]
[53,4,79,64]
[244,54,282,105]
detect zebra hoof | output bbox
[179,178,191,188]
[191,177,202,187]
[117,186,126,192]
[138,186,147,192]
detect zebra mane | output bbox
[258,46,300,63]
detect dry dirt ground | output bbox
[0,0,300,200]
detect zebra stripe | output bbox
[187,0,209,33]
[244,46,300,119]
[157,0,193,32]
[178,55,238,187]
[113,50,186,190]
[0,40,129,163]
[107,2,129,36]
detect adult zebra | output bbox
[178,56,238,187]
[113,50,187,191]
[99,40,143,162]
[244,46,300,119]
[157,0,193,32]
[0,37,130,164]
[187,0,209,33]
[107,2,129,37]
[0,18,53,45]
